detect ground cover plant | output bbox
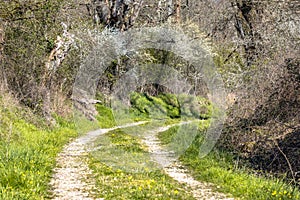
[97,92,212,129]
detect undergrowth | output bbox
[95,92,211,129]
[95,103,149,128]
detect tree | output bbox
[87,0,144,31]
[0,19,6,88]
[0,0,77,122]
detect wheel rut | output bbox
[50,121,234,200]
[142,122,235,200]
[49,122,145,200]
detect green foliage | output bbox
[177,94,212,119]
[158,93,179,108]
[130,92,156,115]
[157,93,180,118]
[149,96,168,115]
[129,92,210,120]
[95,104,117,128]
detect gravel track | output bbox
[142,123,235,200]
[49,121,235,200]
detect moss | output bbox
[128,92,211,120]
[95,104,116,128]
[150,96,168,115]
[158,93,179,108]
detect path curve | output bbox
[50,121,234,200]
[142,122,235,200]
[49,121,146,200]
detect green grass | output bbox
[129,92,211,120]
[0,97,98,199]
[0,93,188,199]
[96,97,300,200]
[96,103,149,128]
[158,120,210,145]
[157,121,300,200]
[6,89,288,200]
[95,92,211,130]
[96,104,117,128]
[88,127,196,199]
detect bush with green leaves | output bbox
[128,92,211,120]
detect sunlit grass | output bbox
[0,120,78,199]
[0,98,97,199]
[95,92,211,129]
[158,122,300,200]
[96,104,149,128]
[89,127,195,199]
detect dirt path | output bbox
[49,121,146,200]
[50,121,234,200]
[142,123,235,200]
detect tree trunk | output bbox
[0,20,7,89]
[233,0,258,66]
[42,24,74,124]
[42,79,53,123]
[167,0,173,21]
[176,0,181,23]
[90,0,144,31]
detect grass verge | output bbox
[88,126,196,199]
[158,121,300,200]
[95,92,211,129]
[96,104,149,128]
[0,97,97,199]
